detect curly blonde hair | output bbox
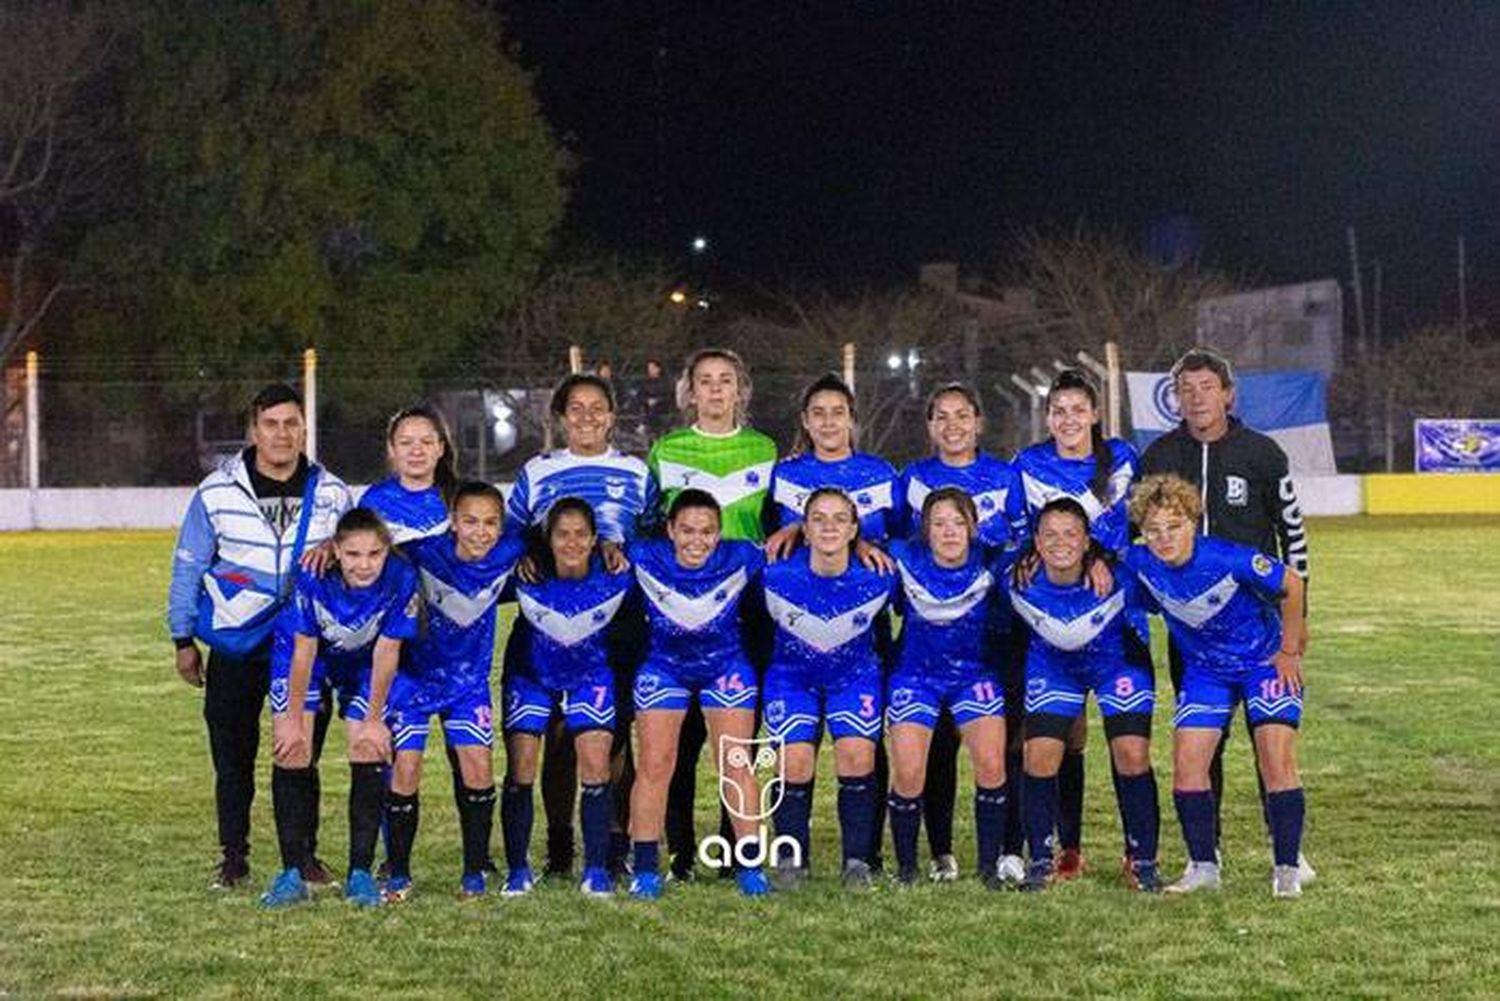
[1127,473,1202,527]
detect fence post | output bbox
[25,350,39,491]
[303,348,318,463]
[842,342,856,392]
[568,345,583,375]
[1105,341,1122,439]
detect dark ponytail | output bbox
[1046,369,1111,503]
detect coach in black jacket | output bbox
[1141,349,1312,871]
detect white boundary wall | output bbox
[3,476,1365,531]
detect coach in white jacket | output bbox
[167,383,352,890]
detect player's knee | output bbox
[391,755,423,795]
[890,756,925,797]
[507,738,540,785]
[1023,738,1063,777]
[783,744,816,783]
[971,745,1005,787]
[835,739,875,776]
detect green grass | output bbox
[2,517,1498,999]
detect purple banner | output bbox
[1415,419,1500,473]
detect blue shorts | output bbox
[270,656,372,721]
[386,674,494,752]
[886,672,1005,729]
[1174,663,1302,730]
[1025,658,1155,721]
[762,668,882,744]
[633,658,758,713]
[503,669,616,735]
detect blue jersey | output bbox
[1124,537,1287,677]
[506,561,633,690]
[630,538,764,680]
[770,452,899,542]
[506,448,657,544]
[889,540,1002,685]
[403,532,526,696]
[1015,439,1139,554]
[763,549,895,685]
[1005,568,1140,680]
[896,453,1028,552]
[359,477,450,546]
[274,556,420,674]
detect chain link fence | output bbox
[4,346,1044,489]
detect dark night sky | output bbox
[504,2,1500,328]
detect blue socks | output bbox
[838,774,877,864]
[1267,788,1306,866]
[974,782,1009,873]
[501,780,533,871]
[1117,770,1160,863]
[632,839,660,876]
[1022,771,1059,865]
[887,792,922,872]
[775,781,813,866]
[1173,789,1217,863]
[580,782,612,870]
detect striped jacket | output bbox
[167,451,352,646]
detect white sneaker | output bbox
[1166,861,1222,894]
[1297,852,1316,885]
[928,854,959,883]
[995,854,1026,888]
[1272,864,1303,899]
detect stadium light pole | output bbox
[25,349,39,490]
[302,348,318,463]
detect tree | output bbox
[986,228,1242,371]
[93,0,568,415]
[0,0,117,364]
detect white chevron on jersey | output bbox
[897,565,994,626]
[905,479,932,519]
[656,460,774,509]
[1008,589,1126,652]
[419,566,510,629]
[780,478,892,517]
[518,590,626,648]
[311,599,383,652]
[765,589,889,654]
[203,575,277,629]
[635,564,749,632]
[1021,467,1133,523]
[389,517,449,546]
[1139,572,1240,629]
[969,488,1009,523]
[851,481,894,515]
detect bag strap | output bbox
[288,465,322,566]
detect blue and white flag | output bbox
[1126,369,1337,475]
[1415,419,1500,473]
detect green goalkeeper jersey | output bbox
[648,425,778,542]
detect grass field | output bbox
[2,516,1498,999]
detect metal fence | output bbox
[4,345,1060,489]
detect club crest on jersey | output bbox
[980,496,995,511]
[1027,677,1047,695]
[852,612,870,628]
[1225,475,1249,507]
[635,673,660,696]
[604,478,627,500]
[890,687,913,709]
[1252,553,1275,577]
[713,589,728,603]
[1090,611,1106,626]
[745,470,761,486]
[592,609,607,623]
[764,699,787,726]
[857,492,872,506]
